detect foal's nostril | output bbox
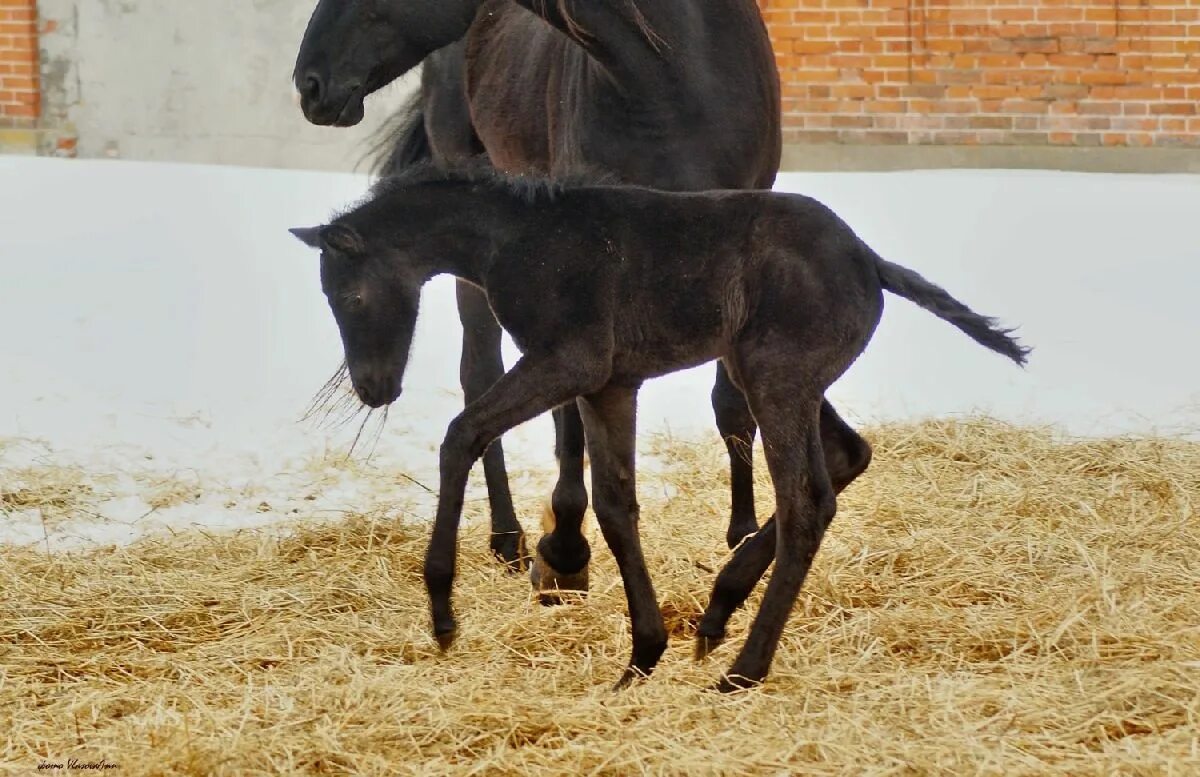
[355,383,375,407]
[301,72,324,103]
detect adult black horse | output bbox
[293,0,873,602]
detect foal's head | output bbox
[290,221,423,409]
[294,0,479,126]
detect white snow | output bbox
[2,157,1197,548]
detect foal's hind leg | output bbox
[712,362,759,548]
[715,364,864,552]
[711,358,839,690]
[696,402,871,657]
[456,281,527,570]
[530,402,591,604]
[578,384,667,687]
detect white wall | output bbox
[37,0,419,171]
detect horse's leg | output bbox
[530,402,590,604]
[426,353,606,649]
[714,380,835,692]
[455,280,527,570]
[712,361,758,549]
[577,384,667,687]
[696,400,871,657]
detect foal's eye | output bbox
[344,294,365,312]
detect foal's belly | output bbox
[609,348,723,385]
[609,324,727,385]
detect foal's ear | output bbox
[289,226,324,249]
[288,224,365,256]
[320,223,365,256]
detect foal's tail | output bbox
[360,90,432,178]
[873,253,1031,366]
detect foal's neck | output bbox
[402,182,540,287]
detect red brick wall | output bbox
[0,0,38,127]
[4,1,1197,151]
[762,0,1200,147]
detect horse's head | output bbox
[294,0,479,126]
[290,222,422,408]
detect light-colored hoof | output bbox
[530,550,589,606]
[533,498,591,604]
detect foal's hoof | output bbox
[490,531,530,574]
[529,552,589,606]
[709,673,762,694]
[725,522,758,551]
[613,667,649,691]
[694,632,726,661]
[434,626,457,652]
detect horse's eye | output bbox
[345,294,365,312]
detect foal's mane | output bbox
[366,159,621,207]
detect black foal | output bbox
[290,165,1029,690]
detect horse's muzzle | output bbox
[296,73,366,127]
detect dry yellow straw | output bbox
[2,418,1198,775]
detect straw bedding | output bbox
[2,418,1198,775]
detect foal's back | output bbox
[492,185,883,378]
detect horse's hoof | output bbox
[529,551,588,606]
[434,626,457,652]
[694,632,725,661]
[709,673,762,694]
[490,531,530,574]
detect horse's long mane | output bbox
[538,0,668,53]
[624,0,668,53]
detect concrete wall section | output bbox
[36,0,417,171]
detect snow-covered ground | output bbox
[2,157,1197,547]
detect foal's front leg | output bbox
[577,384,668,687]
[425,354,605,649]
[455,281,527,570]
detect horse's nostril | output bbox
[355,383,375,406]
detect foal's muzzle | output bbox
[353,375,400,409]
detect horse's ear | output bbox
[289,226,324,249]
[321,223,365,256]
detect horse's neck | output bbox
[460,0,778,188]
[494,0,685,93]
